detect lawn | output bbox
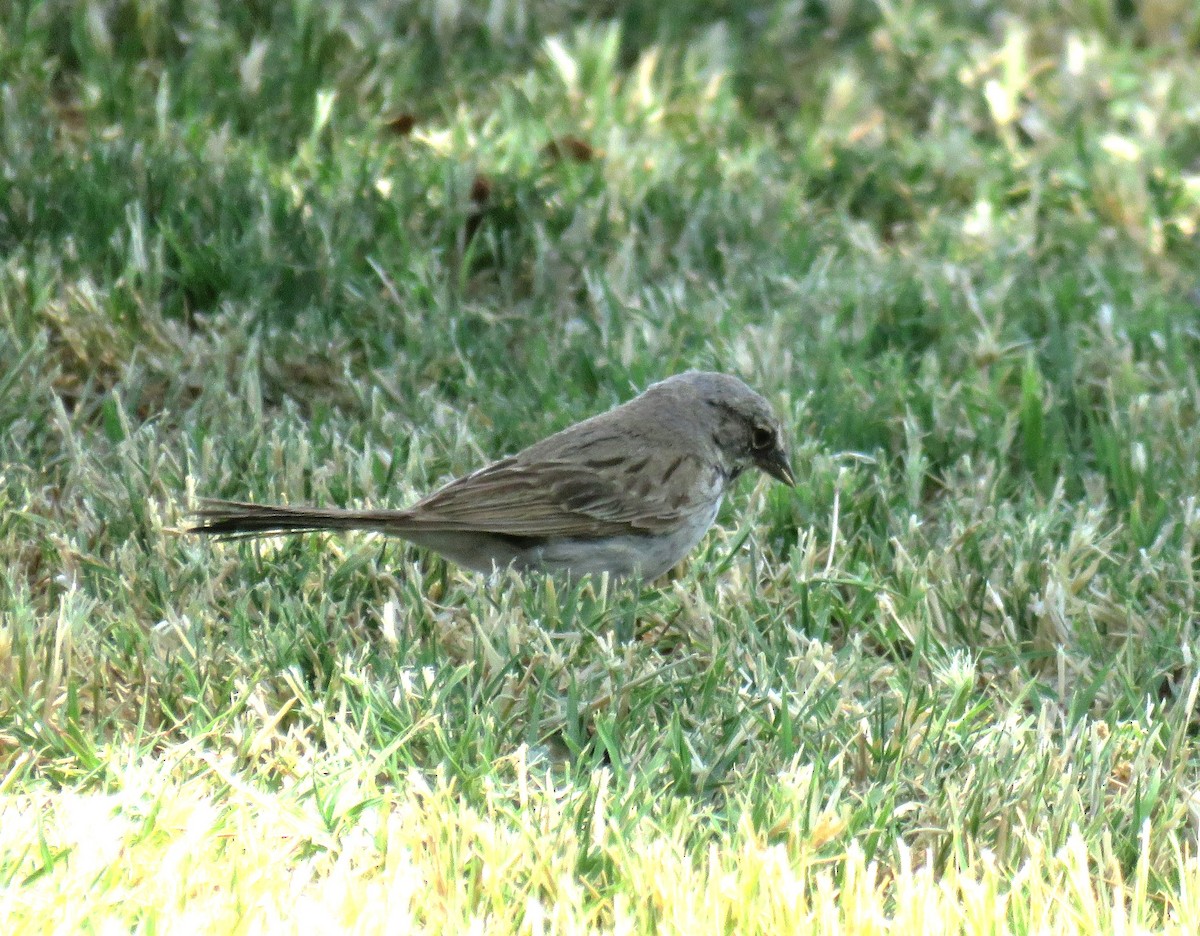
[3,0,1200,931]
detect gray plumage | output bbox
[191,371,794,579]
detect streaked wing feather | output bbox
[404,450,713,537]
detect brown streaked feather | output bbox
[402,449,714,537]
[190,452,716,541]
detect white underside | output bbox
[523,497,721,580]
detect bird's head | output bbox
[651,371,795,487]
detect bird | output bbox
[190,371,794,580]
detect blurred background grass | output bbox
[3,0,1200,929]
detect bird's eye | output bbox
[751,426,775,450]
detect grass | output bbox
[2,0,1200,930]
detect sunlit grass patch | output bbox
[4,754,1200,933]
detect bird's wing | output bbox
[402,449,722,538]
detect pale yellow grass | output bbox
[3,752,1199,935]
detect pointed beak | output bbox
[756,445,796,487]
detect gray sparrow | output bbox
[190,371,794,579]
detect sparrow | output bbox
[190,371,794,579]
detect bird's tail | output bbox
[189,499,407,539]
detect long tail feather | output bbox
[189,499,404,539]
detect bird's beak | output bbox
[756,446,796,487]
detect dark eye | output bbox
[751,426,775,450]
